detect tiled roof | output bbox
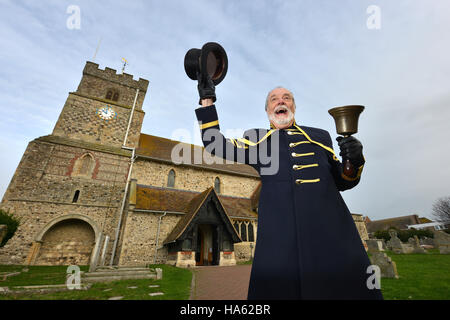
[136,133,260,177]
[161,187,243,245]
[135,184,258,220]
[419,217,432,224]
[163,188,211,245]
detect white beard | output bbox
[268,106,295,127]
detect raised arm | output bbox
[195,103,257,165]
[194,74,255,166]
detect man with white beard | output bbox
[194,74,383,300]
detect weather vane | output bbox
[121,57,128,74]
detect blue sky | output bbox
[1,0,449,221]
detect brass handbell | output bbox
[328,105,365,177]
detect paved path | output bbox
[190,265,252,300]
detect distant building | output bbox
[407,221,450,231]
[365,214,448,236]
[366,214,421,236]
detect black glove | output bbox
[336,136,365,168]
[197,72,216,105]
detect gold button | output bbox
[289,143,294,147]
[293,165,298,170]
[291,152,296,157]
[295,179,301,184]
[287,131,293,135]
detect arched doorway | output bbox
[35,219,96,265]
[195,224,219,266]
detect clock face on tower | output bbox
[96,105,117,121]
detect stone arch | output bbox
[72,153,95,178]
[106,88,120,102]
[36,214,101,242]
[167,169,175,188]
[214,177,221,194]
[34,214,101,266]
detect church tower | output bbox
[0,62,148,267]
[52,61,148,148]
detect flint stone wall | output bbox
[132,160,260,199]
[234,242,255,262]
[52,93,144,149]
[118,211,180,266]
[0,139,128,265]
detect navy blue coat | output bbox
[195,105,383,300]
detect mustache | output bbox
[268,107,294,125]
[274,105,288,114]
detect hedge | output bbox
[373,228,434,243]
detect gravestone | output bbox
[419,237,434,247]
[367,239,399,279]
[407,236,426,253]
[433,230,450,254]
[387,229,413,254]
[380,239,387,251]
[149,292,164,296]
[155,268,163,280]
[366,239,384,252]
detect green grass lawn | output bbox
[0,265,89,286]
[0,264,192,300]
[0,252,448,300]
[377,250,450,300]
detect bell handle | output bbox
[341,134,356,178]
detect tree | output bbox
[0,209,20,247]
[431,196,450,222]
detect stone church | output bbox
[0,61,368,269]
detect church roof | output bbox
[162,188,211,245]
[161,187,242,245]
[135,184,258,220]
[136,133,260,178]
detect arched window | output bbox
[106,90,113,100]
[72,153,94,178]
[78,154,93,176]
[72,190,80,203]
[214,177,221,193]
[167,169,175,188]
[240,223,247,242]
[234,222,239,234]
[106,89,119,101]
[248,223,254,242]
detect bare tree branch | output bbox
[432,196,450,222]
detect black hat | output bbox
[184,42,228,85]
